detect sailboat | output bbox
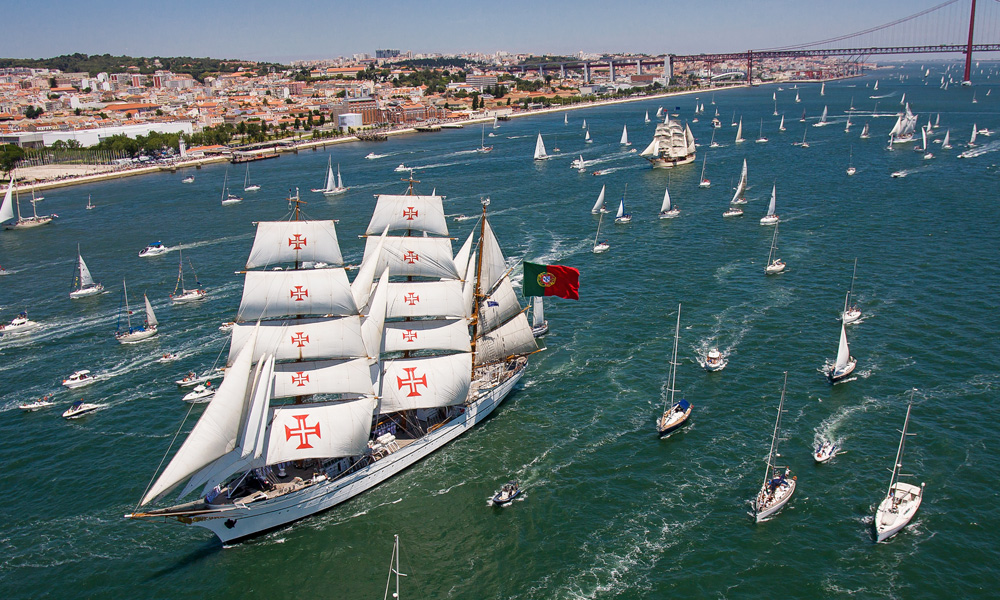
[941,129,952,149]
[533,133,549,160]
[220,169,242,205]
[764,223,785,274]
[972,91,977,104]
[644,111,650,123]
[922,127,933,159]
[847,145,857,176]
[820,82,825,96]
[639,115,697,168]
[477,124,493,153]
[530,297,548,337]
[115,281,158,344]
[591,184,608,214]
[593,213,610,253]
[888,104,918,144]
[969,123,978,147]
[778,114,786,131]
[799,109,806,123]
[657,304,691,437]
[731,159,748,204]
[709,128,720,148]
[327,162,349,195]
[797,130,809,148]
[169,250,207,304]
[735,119,745,143]
[860,122,870,139]
[126,185,538,544]
[900,92,906,105]
[794,91,801,103]
[874,79,879,91]
[620,124,630,146]
[844,116,852,133]
[582,118,587,129]
[243,164,260,192]
[572,155,586,171]
[69,245,104,298]
[731,111,737,127]
[563,113,567,125]
[759,184,779,225]
[659,181,679,219]
[0,174,56,229]
[699,155,711,188]
[383,534,407,600]
[614,184,631,223]
[813,105,829,127]
[772,92,778,116]
[585,129,592,144]
[656,107,663,118]
[827,322,857,382]
[86,194,95,210]
[756,119,768,143]
[752,372,795,522]
[874,398,925,543]
[843,258,862,323]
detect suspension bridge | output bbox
[504,0,1000,86]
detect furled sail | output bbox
[474,313,537,365]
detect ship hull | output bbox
[646,154,696,169]
[160,365,525,544]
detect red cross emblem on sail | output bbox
[285,414,321,449]
[402,330,417,342]
[291,371,310,387]
[403,207,418,220]
[404,292,419,306]
[290,286,309,301]
[403,251,419,264]
[288,234,307,250]
[397,367,428,397]
[291,332,309,347]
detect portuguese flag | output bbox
[523,261,580,300]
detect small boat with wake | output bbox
[19,395,55,411]
[492,480,522,506]
[63,369,97,389]
[814,440,838,463]
[63,400,100,419]
[182,382,216,403]
[704,348,727,371]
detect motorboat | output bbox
[62,369,97,389]
[62,400,100,419]
[175,369,223,388]
[219,321,236,332]
[571,155,586,170]
[722,206,744,218]
[891,170,907,178]
[492,480,522,506]
[182,383,216,403]
[364,152,384,160]
[0,311,39,335]
[814,441,838,463]
[138,242,169,257]
[704,348,727,371]
[158,353,179,362]
[181,176,195,184]
[19,396,55,411]
[394,164,410,172]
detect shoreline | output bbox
[15,76,859,193]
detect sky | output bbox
[0,0,990,63]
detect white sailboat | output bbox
[495,116,501,129]
[69,245,104,298]
[874,398,925,543]
[922,127,933,159]
[593,213,610,253]
[591,184,607,213]
[477,124,493,153]
[563,113,567,125]
[969,123,978,147]
[582,118,587,129]
[657,304,691,437]
[900,92,906,105]
[0,174,55,229]
[752,372,795,522]
[571,155,586,171]
[941,129,952,149]
[772,92,778,116]
[243,164,260,192]
[843,258,862,323]
[735,119,745,143]
[813,105,829,127]
[874,79,879,91]
[620,124,630,146]
[709,128,719,148]
[764,223,785,274]
[533,133,549,160]
[640,115,697,168]
[756,118,768,143]
[699,155,711,188]
[759,184,779,225]
[115,281,158,344]
[820,82,825,96]
[126,187,537,544]
[169,249,207,304]
[614,184,631,223]
[778,114,786,131]
[220,170,242,205]
[86,194,95,210]
[658,181,679,219]
[844,116,852,133]
[530,297,548,337]
[644,111,651,123]
[847,145,857,176]
[731,159,748,204]
[860,122,870,139]
[794,91,801,103]
[585,129,592,144]
[888,104,918,144]
[827,321,857,382]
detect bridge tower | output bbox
[609,60,615,82]
[664,56,672,83]
[746,51,753,86]
[584,62,590,84]
[963,0,978,85]
[636,59,642,75]
[560,63,566,79]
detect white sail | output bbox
[820,105,828,122]
[380,353,472,412]
[351,228,387,312]
[620,125,629,145]
[970,124,978,145]
[639,138,658,157]
[325,162,336,191]
[140,327,259,504]
[735,119,744,142]
[384,319,471,353]
[779,115,785,130]
[921,126,928,150]
[237,269,357,321]
[246,221,343,268]
[684,123,696,154]
[265,399,377,465]
[766,185,776,216]
[615,199,625,219]
[386,280,468,319]
[365,195,448,236]
[272,358,375,399]
[360,269,389,360]
[77,252,95,287]
[336,166,344,189]
[820,82,825,96]
[533,133,548,160]
[478,219,509,295]
[645,111,650,123]
[462,251,477,313]
[362,236,460,280]
[475,312,537,365]
[144,294,158,327]
[834,323,851,371]
[660,186,672,213]
[889,116,904,137]
[732,159,747,203]
[453,231,474,281]
[585,130,591,142]
[0,178,13,224]
[228,317,367,365]
[532,297,545,328]
[592,185,606,213]
[942,129,951,147]
[478,276,521,334]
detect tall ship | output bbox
[888,103,918,144]
[127,183,537,543]
[639,115,696,168]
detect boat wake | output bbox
[958,140,1000,159]
[173,233,253,253]
[868,92,899,99]
[813,395,882,448]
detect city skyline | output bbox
[2,0,976,64]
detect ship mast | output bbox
[469,197,490,358]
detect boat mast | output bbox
[848,258,858,305]
[469,197,490,357]
[767,224,778,265]
[885,394,915,505]
[664,304,681,412]
[763,372,788,487]
[123,280,133,329]
[594,213,604,247]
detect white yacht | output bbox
[63,369,97,389]
[874,399,924,542]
